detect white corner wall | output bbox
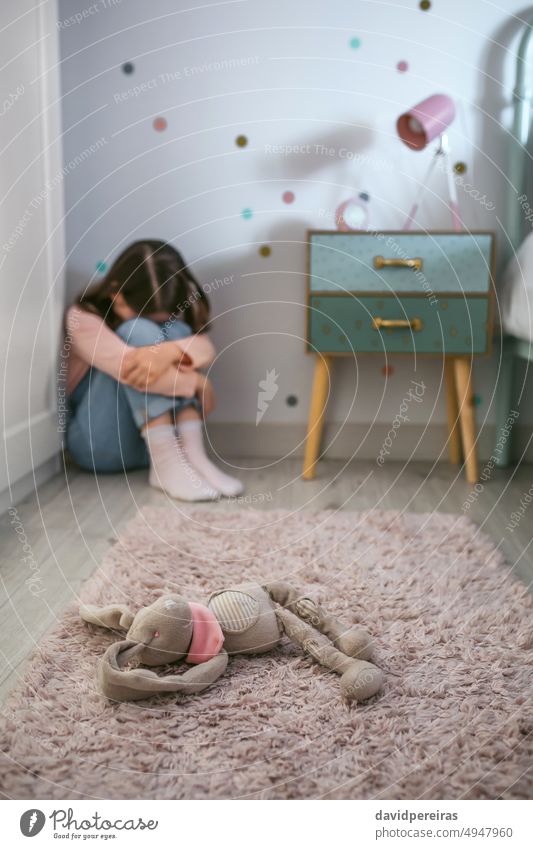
[0,0,66,506]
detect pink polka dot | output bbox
[282,191,295,204]
[397,61,408,73]
[153,116,167,132]
[382,364,394,377]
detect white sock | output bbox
[142,424,220,502]
[176,419,244,497]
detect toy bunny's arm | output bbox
[97,640,228,702]
[275,608,382,702]
[264,580,373,660]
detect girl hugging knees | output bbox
[64,239,243,501]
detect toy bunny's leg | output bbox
[275,608,382,702]
[264,580,373,660]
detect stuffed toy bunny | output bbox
[80,581,383,703]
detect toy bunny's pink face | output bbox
[127,595,193,666]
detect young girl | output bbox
[64,239,243,501]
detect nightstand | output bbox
[302,230,495,484]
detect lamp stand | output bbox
[403,133,461,233]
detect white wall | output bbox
[0,0,65,504]
[57,0,532,442]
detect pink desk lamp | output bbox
[397,93,461,232]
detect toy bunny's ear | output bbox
[80,603,135,632]
[97,640,228,702]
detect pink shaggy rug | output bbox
[0,507,532,800]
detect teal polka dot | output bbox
[349,37,361,49]
[241,208,253,220]
[474,394,482,407]
[96,260,107,273]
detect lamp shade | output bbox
[396,94,456,151]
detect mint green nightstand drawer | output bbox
[308,295,490,354]
[309,231,494,295]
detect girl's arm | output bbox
[176,332,215,369]
[120,332,216,387]
[67,308,197,397]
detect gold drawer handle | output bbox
[372,317,423,332]
[374,255,423,271]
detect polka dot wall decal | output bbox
[96,260,107,273]
[286,395,298,407]
[381,364,394,377]
[282,191,295,204]
[259,245,271,257]
[419,0,431,9]
[454,161,467,174]
[153,116,167,132]
[359,191,369,202]
[474,394,482,406]
[397,61,408,73]
[236,135,248,147]
[122,62,134,75]
[349,37,361,49]
[241,208,253,220]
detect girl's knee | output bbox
[115,317,162,346]
[163,318,192,341]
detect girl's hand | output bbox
[121,343,191,389]
[195,373,216,415]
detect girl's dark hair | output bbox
[75,239,210,332]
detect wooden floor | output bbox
[1,458,532,705]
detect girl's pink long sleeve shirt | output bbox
[64,306,215,397]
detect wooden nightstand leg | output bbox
[445,359,462,465]
[303,355,332,480]
[453,357,479,484]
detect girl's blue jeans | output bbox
[66,317,196,473]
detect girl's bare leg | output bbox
[175,406,199,424]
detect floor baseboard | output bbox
[0,454,62,515]
[207,423,533,463]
